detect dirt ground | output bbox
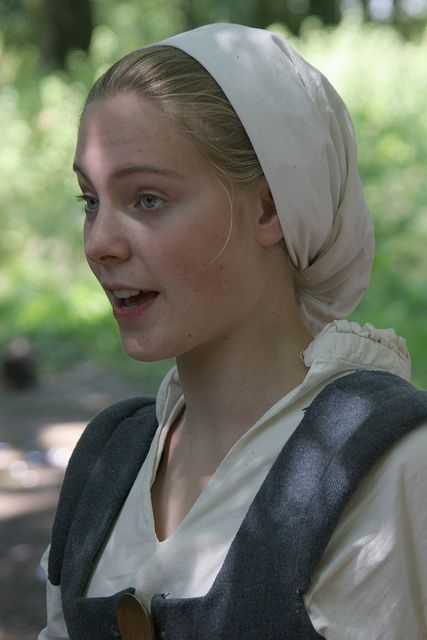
[0,362,143,639]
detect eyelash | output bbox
[76,194,98,214]
[139,193,164,210]
[75,192,165,214]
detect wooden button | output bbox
[117,593,155,640]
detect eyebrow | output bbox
[72,163,184,182]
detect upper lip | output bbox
[102,283,148,292]
[101,284,160,303]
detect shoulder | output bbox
[364,418,427,510]
[48,396,157,586]
[330,414,427,545]
[330,369,427,405]
[305,419,427,638]
[82,395,156,432]
[384,416,427,470]
[311,370,427,434]
[374,418,427,514]
[72,395,156,454]
[62,395,157,503]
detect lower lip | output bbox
[112,292,159,324]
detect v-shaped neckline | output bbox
[145,376,316,545]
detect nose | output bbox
[84,207,131,265]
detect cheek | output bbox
[144,225,237,311]
[186,262,230,299]
[83,222,96,267]
[149,211,233,281]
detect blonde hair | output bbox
[83,46,263,186]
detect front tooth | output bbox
[113,289,141,299]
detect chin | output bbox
[122,342,165,363]
[120,333,175,363]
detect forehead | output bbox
[75,93,202,181]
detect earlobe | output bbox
[256,180,284,247]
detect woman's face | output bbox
[74,93,273,362]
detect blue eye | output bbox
[140,193,163,210]
[76,194,99,214]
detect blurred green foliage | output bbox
[1,9,426,390]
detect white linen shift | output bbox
[39,321,427,639]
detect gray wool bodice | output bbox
[47,370,427,639]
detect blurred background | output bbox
[1,0,427,637]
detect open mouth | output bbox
[111,289,159,309]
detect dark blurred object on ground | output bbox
[1,338,38,391]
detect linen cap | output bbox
[156,23,374,334]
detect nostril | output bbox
[84,231,130,264]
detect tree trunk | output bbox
[310,0,341,25]
[37,0,95,69]
[252,0,304,34]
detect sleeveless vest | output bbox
[48,370,427,639]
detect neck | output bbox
[175,302,312,454]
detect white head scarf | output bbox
[156,23,374,334]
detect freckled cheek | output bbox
[148,229,228,279]
[144,229,230,292]
[186,263,232,300]
[162,246,200,276]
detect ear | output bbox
[255,178,284,247]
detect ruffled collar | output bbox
[156,321,410,424]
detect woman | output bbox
[39,23,427,639]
